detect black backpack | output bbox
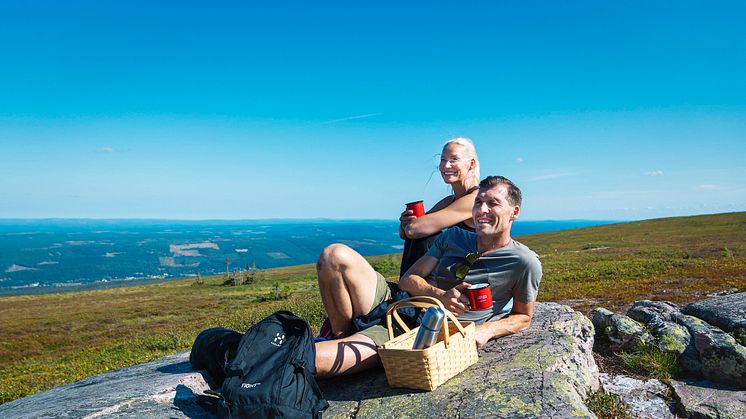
[189,327,243,387]
[217,311,329,418]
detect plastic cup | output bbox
[405,201,425,217]
[466,283,493,310]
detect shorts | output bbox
[356,271,397,346]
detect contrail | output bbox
[321,113,380,124]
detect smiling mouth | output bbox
[442,171,457,176]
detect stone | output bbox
[0,351,212,418]
[0,303,600,418]
[684,291,746,345]
[320,302,599,418]
[590,307,655,352]
[670,379,746,419]
[598,373,675,419]
[628,300,700,374]
[673,313,746,389]
[626,300,681,323]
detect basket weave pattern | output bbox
[378,296,479,391]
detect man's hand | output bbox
[471,301,536,349]
[475,324,493,348]
[439,282,471,316]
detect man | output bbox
[314,176,542,377]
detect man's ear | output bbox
[511,205,520,221]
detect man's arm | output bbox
[399,256,470,315]
[474,300,535,348]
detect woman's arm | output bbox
[402,190,478,239]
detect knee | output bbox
[317,243,355,273]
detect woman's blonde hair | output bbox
[443,137,480,184]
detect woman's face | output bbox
[439,143,473,185]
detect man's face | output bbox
[472,184,520,237]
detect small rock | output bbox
[628,300,700,374]
[599,373,675,419]
[627,300,681,323]
[590,307,654,352]
[684,291,746,344]
[673,313,746,389]
[670,379,746,419]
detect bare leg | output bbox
[316,244,379,338]
[315,333,380,377]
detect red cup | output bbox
[405,200,425,217]
[466,283,493,310]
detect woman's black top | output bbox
[398,186,478,277]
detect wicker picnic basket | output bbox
[378,296,478,391]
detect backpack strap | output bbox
[225,359,250,377]
[291,358,329,413]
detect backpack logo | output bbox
[241,382,261,389]
[271,332,285,347]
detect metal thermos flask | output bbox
[412,307,445,349]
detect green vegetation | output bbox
[586,391,633,419]
[617,346,682,382]
[1,212,745,404]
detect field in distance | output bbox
[1,211,744,404]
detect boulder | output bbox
[0,351,211,418]
[684,291,746,345]
[627,300,699,374]
[598,373,674,419]
[670,379,746,418]
[590,307,654,352]
[320,303,599,418]
[672,313,746,389]
[0,303,600,418]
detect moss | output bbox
[657,326,689,354]
[481,387,541,415]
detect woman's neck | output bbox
[452,178,477,198]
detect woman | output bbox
[313,137,481,376]
[398,137,480,276]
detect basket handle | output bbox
[385,296,468,348]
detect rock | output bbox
[684,291,746,345]
[598,373,674,419]
[320,302,599,418]
[627,300,681,323]
[628,300,700,374]
[670,379,746,418]
[0,351,211,418]
[590,307,655,352]
[0,303,600,418]
[673,313,746,389]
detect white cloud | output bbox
[321,113,380,124]
[96,147,115,153]
[515,157,524,164]
[697,184,721,190]
[645,170,664,176]
[530,172,577,181]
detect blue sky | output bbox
[1,1,744,221]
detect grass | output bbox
[1,212,745,404]
[586,391,633,419]
[617,346,682,383]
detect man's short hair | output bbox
[479,176,522,207]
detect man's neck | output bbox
[476,232,512,254]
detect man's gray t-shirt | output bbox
[425,227,543,323]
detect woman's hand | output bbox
[399,209,416,225]
[398,209,417,239]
